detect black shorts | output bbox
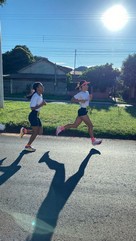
[78,108,88,117]
[28,110,42,127]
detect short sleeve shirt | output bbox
[74,91,90,108]
[30,92,43,111]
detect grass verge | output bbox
[0,101,136,140]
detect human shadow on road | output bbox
[28,148,101,241]
[0,150,31,185]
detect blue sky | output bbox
[0,0,136,69]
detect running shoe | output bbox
[20,127,26,138]
[25,145,36,152]
[92,138,102,146]
[56,126,63,136]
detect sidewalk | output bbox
[5,97,133,107]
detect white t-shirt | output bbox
[74,91,90,108]
[30,92,43,111]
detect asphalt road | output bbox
[0,134,136,241]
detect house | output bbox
[3,58,113,100]
[4,58,72,96]
[70,70,83,82]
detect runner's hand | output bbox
[79,99,88,103]
[42,100,47,105]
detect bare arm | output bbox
[71,97,87,103]
[71,97,80,103]
[31,100,47,110]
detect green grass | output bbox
[0,101,136,140]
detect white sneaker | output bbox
[25,145,36,152]
[56,126,63,136]
[92,138,102,146]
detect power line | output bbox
[1,12,136,20]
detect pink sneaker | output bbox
[92,138,102,146]
[56,126,64,136]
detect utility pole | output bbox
[0,23,4,108]
[73,49,77,81]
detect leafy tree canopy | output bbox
[82,63,120,91]
[121,54,136,88]
[3,45,35,74]
[0,0,6,5]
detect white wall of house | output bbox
[4,79,67,96]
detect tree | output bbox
[121,54,136,99]
[0,0,6,5]
[3,45,35,74]
[82,63,119,92]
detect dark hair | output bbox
[33,82,43,91]
[26,82,43,100]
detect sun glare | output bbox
[102,5,129,31]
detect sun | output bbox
[101,5,129,31]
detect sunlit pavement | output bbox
[0,134,136,241]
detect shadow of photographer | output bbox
[29,148,101,241]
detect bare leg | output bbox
[25,129,32,134]
[26,126,39,146]
[64,116,82,129]
[80,115,94,138]
[23,126,43,135]
[38,126,43,135]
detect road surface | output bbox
[0,134,136,241]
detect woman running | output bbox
[20,82,46,152]
[56,80,102,146]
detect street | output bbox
[0,134,136,241]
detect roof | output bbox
[18,58,72,74]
